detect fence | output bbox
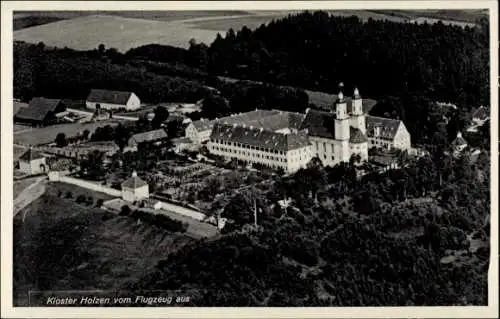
[48,172,121,197]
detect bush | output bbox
[86,196,94,206]
[120,205,132,216]
[96,199,104,207]
[65,191,73,198]
[76,194,86,204]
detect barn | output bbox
[14,97,67,126]
[86,89,141,111]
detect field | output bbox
[13,10,485,52]
[13,194,194,306]
[13,119,126,145]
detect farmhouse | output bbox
[86,89,141,111]
[121,171,149,203]
[18,148,47,175]
[365,116,411,151]
[125,129,168,152]
[14,97,67,126]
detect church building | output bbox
[200,86,411,173]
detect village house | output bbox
[171,137,197,153]
[471,106,489,126]
[185,118,216,144]
[85,89,141,111]
[14,97,67,127]
[121,171,149,203]
[369,155,400,173]
[125,128,168,152]
[18,148,47,175]
[365,116,411,151]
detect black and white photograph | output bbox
[1,1,498,318]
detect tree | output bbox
[83,129,91,140]
[98,43,105,54]
[120,205,131,216]
[151,106,169,129]
[80,150,106,180]
[55,133,68,147]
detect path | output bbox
[13,177,47,217]
[67,108,138,121]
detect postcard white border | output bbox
[1,1,498,318]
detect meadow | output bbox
[13,119,126,146]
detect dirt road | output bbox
[13,177,47,217]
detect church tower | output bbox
[350,87,366,134]
[334,90,350,162]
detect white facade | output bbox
[185,123,212,144]
[368,122,411,151]
[207,139,313,173]
[122,185,149,202]
[19,157,46,175]
[86,93,141,111]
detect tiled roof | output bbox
[300,109,337,139]
[192,118,217,131]
[306,90,377,114]
[121,176,148,189]
[15,97,64,122]
[210,123,311,151]
[13,101,28,115]
[366,116,401,140]
[370,155,397,167]
[191,109,305,133]
[472,106,489,121]
[19,148,45,162]
[171,137,192,144]
[452,135,467,146]
[86,89,134,105]
[349,127,368,143]
[128,129,168,146]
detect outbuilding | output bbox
[86,89,141,111]
[121,171,149,203]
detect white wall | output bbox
[393,123,411,150]
[86,97,140,111]
[208,139,291,171]
[48,172,121,197]
[19,158,46,175]
[122,185,149,202]
[159,201,206,221]
[127,93,141,110]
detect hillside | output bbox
[13,193,193,306]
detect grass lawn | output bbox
[13,119,126,146]
[13,194,194,306]
[45,182,117,202]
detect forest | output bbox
[203,11,489,108]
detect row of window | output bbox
[212,139,285,155]
[212,145,288,162]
